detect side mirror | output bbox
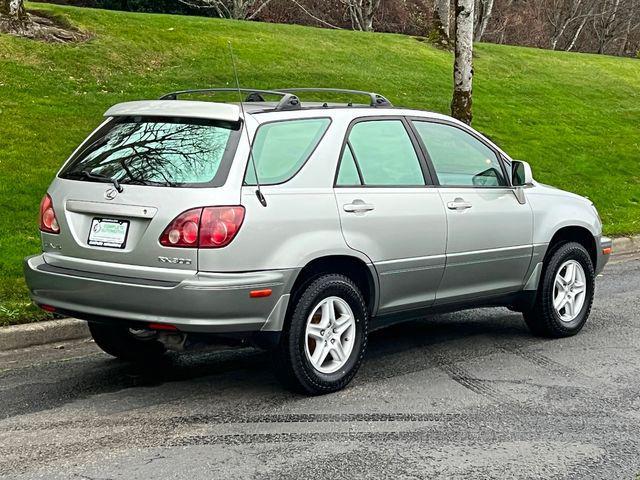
[511,160,533,187]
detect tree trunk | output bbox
[618,4,633,55]
[474,0,494,42]
[345,0,379,32]
[451,0,474,125]
[433,0,451,41]
[0,0,29,33]
[232,0,247,19]
[565,6,592,51]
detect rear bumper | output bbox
[596,235,612,275]
[24,254,295,333]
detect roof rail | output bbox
[273,88,392,108]
[159,88,301,111]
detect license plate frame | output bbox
[88,218,130,249]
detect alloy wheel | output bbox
[553,259,587,322]
[304,296,356,374]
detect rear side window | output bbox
[61,116,241,187]
[337,119,425,186]
[336,146,361,186]
[244,118,331,185]
[412,121,507,187]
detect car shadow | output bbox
[2,308,541,419]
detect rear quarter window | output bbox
[244,118,331,185]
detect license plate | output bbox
[88,218,129,249]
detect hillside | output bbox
[1,2,639,324]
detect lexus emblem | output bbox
[104,188,118,200]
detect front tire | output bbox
[273,274,368,395]
[523,241,595,338]
[89,322,166,362]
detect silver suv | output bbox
[24,88,612,394]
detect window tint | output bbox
[345,120,425,186]
[336,145,362,186]
[412,121,506,187]
[245,118,330,185]
[61,117,239,187]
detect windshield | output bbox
[60,116,241,187]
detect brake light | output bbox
[159,206,245,249]
[200,206,245,248]
[39,194,60,234]
[159,208,202,247]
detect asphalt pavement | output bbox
[1,255,639,479]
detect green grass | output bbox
[1,3,639,326]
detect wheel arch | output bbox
[288,255,379,317]
[545,225,598,268]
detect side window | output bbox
[336,145,362,186]
[337,119,425,186]
[245,118,330,185]
[412,121,507,187]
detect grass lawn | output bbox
[1,3,639,325]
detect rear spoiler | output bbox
[104,100,241,122]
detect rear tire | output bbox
[523,241,595,338]
[273,274,368,395]
[89,322,166,362]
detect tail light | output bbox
[159,206,245,249]
[39,194,60,234]
[159,208,201,248]
[200,206,245,248]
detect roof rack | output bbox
[273,88,392,108]
[159,88,301,111]
[159,87,392,110]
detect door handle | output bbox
[447,199,473,210]
[344,200,375,213]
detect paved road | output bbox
[1,255,639,479]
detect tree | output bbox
[474,0,495,41]
[341,0,382,31]
[433,0,451,41]
[451,0,474,125]
[178,0,274,20]
[547,0,597,50]
[0,0,29,34]
[592,0,624,54]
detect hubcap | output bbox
[553,260,587,322]
[304,296,356,374]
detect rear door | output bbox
[45,115,241,278]
[410,119,533,303]
[334,117,447,314]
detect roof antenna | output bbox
[228,42,267,207]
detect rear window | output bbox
[60,116,241,187]
[244,118,331,185]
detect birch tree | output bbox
[593,0,623,53]
[547,0,599,50]
[0,0,28,34]
[451,0,474,125]
[341,0,382,31]
[474,0,495,41]
[178,0,274,20]
[433,0,451,41]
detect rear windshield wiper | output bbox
[81,170,123,193]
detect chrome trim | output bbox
[66,200,158,219]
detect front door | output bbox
[334,118,447,314]
[410,119,533,304]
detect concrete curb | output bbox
[611,235,640,256]
[0,318,89,352]
[1,235,639,352]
